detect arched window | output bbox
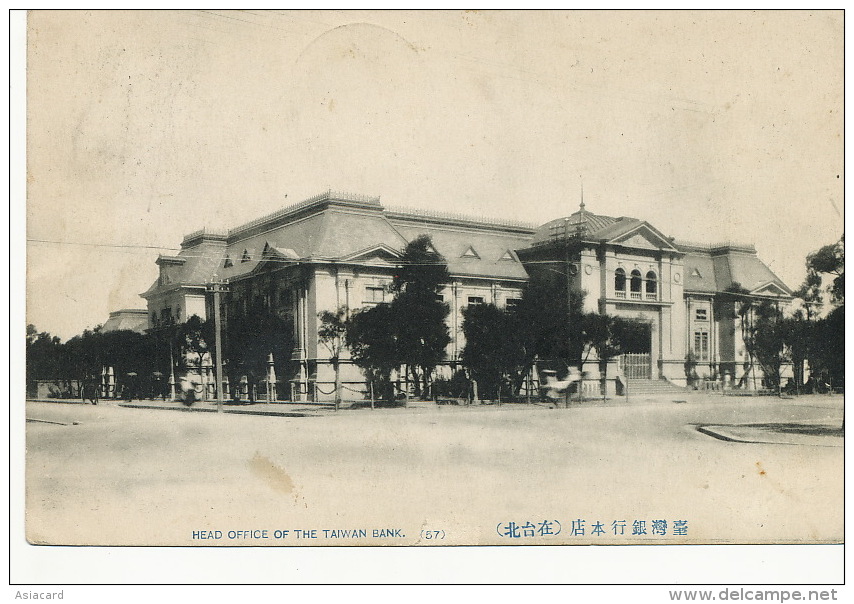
[645,271,658,297]
[630,270,642,293]
[615,268,626,293]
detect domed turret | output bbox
[529,201,618,247]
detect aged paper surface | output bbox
[20,9,843,582]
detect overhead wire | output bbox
[26,237,674,278]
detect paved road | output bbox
[24,394,843,546]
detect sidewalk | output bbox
[27,397,335,418]
[697,422,844,447]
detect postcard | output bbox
[19,9,844,584]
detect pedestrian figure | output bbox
[181,378,198,407]
[81,376,99,405]
[183,388,196,407]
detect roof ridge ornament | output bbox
[579,177,585,213]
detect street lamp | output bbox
[206,275,230,413]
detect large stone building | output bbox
[141,190,792,400]
[517,201,793,388]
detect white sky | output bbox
[23,10,843,340]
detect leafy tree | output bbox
[794,270,824,320]
[175,315,214,393]
[101,329,158,397]
[346,303,399,404]
[389,235,451,397]
[25,325,64,383]
[722,283,758,388]
[225,308,293,400]
[318,307,347,410]
[806,235,844,304]
[461,303,528,401]
[514,276,587,370]
[58,326,158,398]
[780,314,812,392]
[751,301,788,390]
[789,237,844,395]
[810,305,844,391]
[64,327,106,384]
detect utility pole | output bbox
[564,218,573,409]
[207,276,230,413]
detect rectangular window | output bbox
[365,286,385,303]
[435,294,444,303]
[506,298,522,311]
[467,296,484,306]
[693,330,710,361]
[695,308,708,321]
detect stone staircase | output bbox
[624,378,687,396]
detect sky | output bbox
[22,10,844,341]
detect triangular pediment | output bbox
[341,243,402,264]
[750,281,791,297]
[609,223,679,252]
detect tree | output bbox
[810,305,844,392]
[346,304,400,404]
[318,307,347,410]
[175,315,214,394]
[780,314,812,393]
[25,325,63,382]
[751,301,788,391]
[461,303,528,401]
[788,237,844,397]
[794,270,824,320]
[64,327,107,392]
[723,283,758,389]
[806,235,844,304]
[225,307,294,401]
[514,275,587,370]
[389,235,451,397]
[100,329,158,398]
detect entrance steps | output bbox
[624,378,687,396]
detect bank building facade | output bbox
[141,190,792,401]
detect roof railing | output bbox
[226,190,381,239]
[182,227,228,243]
[675,239,756,252]
[384,205,537,230]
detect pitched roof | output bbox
[388,219,532,280]
[144,192,536,293]
[680,243,792,297]
[101,309,149,333]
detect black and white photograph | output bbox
[15,9,844,585]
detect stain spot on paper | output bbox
[249,452,295,495]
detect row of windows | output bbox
[364,289,521,310]
[615,269,657,293]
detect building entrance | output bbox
[616,319,653,379]
[619,353,652,379]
